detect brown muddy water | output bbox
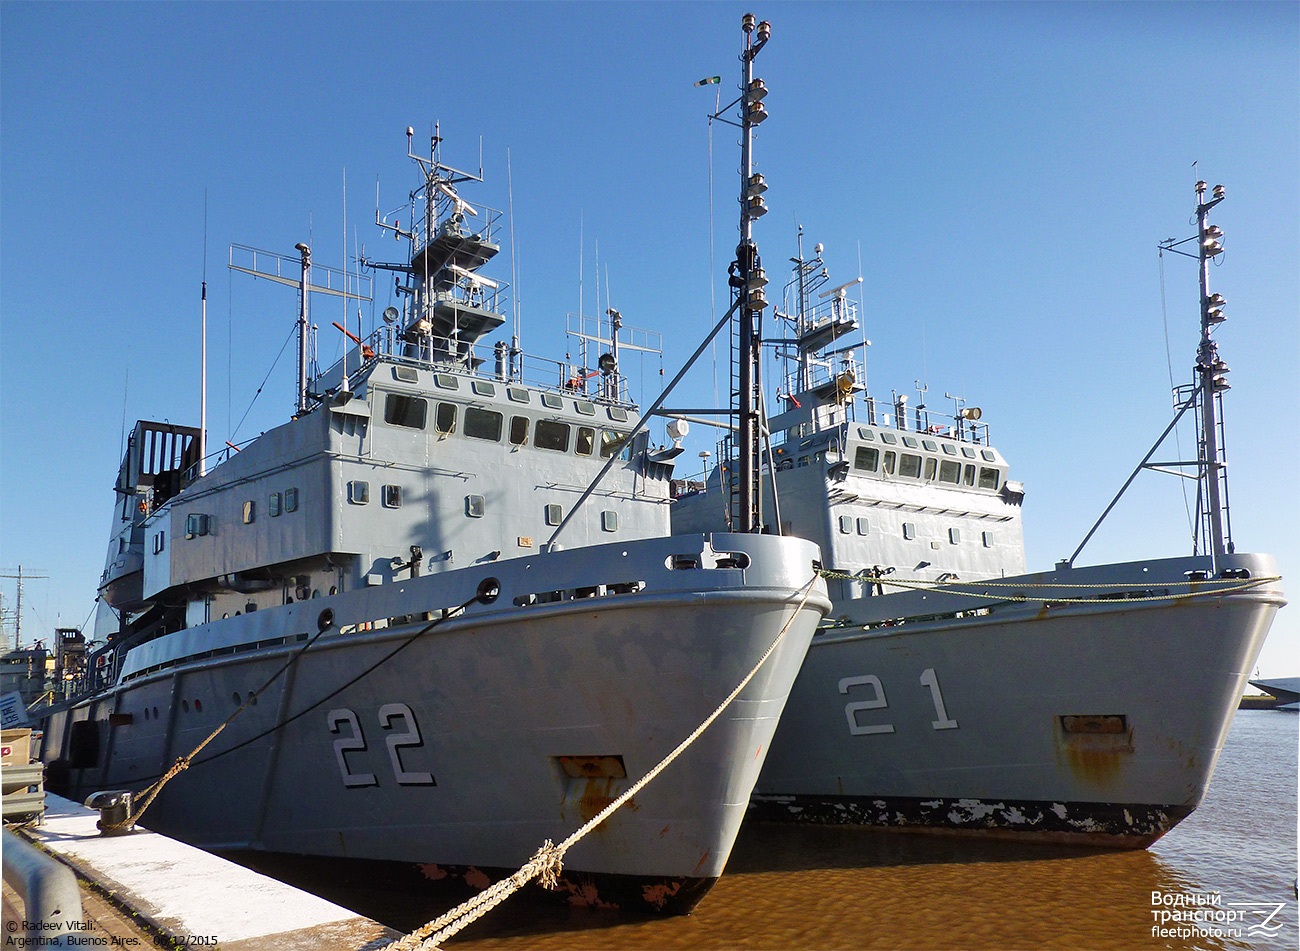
[240,710,1297,950]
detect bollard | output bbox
[84,790,135,834]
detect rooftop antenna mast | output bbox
[200,192,208,476]
[228,244,372,416]
[1,566,48,649]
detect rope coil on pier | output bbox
[388,573,822,951]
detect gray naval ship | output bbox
[672,182,1285,846]
[37,118,829,914]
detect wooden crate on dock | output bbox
[1,728,43,822]
[1,728,32,766]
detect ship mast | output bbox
[1067,181,1234,568]
[734,12,771,532]
[1193,180,1230,559]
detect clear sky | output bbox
[2,2,1296,678]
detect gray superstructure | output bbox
[38,120,829,914]
[672,188,1284,846]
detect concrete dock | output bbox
[3,793,398,950]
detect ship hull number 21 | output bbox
[839,668,958,736]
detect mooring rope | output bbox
[816,568,1281,605]
[102,592,482,833]
[388,573,822,951]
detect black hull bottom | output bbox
[220,850,718,922]
[748,793,1195,848]
[418,862,718,916]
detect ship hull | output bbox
[41,533,829,914]
[751,552,1283,847]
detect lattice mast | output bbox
[1192,180,1232,558]
[732,13,772,532]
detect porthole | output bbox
[476,577,501,604]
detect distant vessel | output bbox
[673,182,1285,846]
[1249,677,1299,711]
[37,110,828,912]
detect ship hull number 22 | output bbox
[328,704,435,787]
[839,668,958,736]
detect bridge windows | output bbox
[384,394,427,430]
[535,419,570,452]
[434,402,457,435]
[600,431,628,459]
[464,407,503,442]
[509,416,529,446]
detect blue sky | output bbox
[2,2,1296,678]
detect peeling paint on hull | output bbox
[421,862,717,914]
[748,794,1192,848]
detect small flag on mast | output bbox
[694,76,722,86]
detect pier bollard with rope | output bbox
[387,573,822,951]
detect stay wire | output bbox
[231,322,297,441]
[121,592,480,788]
[1158,248,1196,543]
